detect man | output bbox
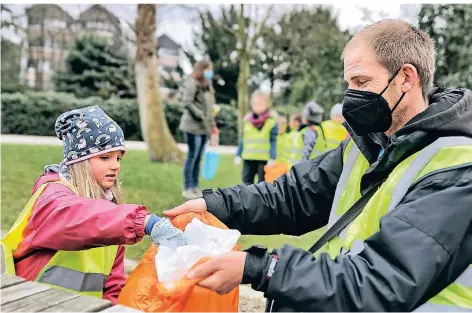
[165,19,472,311]
[321,103,349,150]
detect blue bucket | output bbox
[202,150,221,180]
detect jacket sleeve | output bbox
[103,245,126,305]
[182,79,204,121]
[15,183,149,258]
[249,166,472,311]
[236,129,244,157]
[203,140,346,236]
[270,123,279,160]
[302,127,318,160]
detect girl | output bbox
[235,90,278,185]
[179,59,215,200]
[2,106,187,304]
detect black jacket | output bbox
[203,88,472,311]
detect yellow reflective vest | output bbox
[1,182,118,298]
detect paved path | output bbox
[1,134,237,155]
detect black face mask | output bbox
[342,68,406,136]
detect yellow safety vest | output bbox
[241,117,277,161]
[323,136,472,311]
[276,133,289,163]
[286,126,327,167]
[320,120,348,150]
[1,182,118,298]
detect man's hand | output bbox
[187,251,247,295]
[164,198,207,217]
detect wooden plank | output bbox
[1,274,26,289]
[1,287,80,312]
[0,280,51,305]
[102,304,143,312]
[42,294,112,312]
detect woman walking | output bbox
[179,59,215,199]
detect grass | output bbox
[1,144,323,260]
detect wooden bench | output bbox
[0,239,143,312]
[0,274,141,312]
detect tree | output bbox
[1,4,25,92]
[1,4,24,33]
[270,7,350,112]
[233,4,274,135]
[53,35,136,99]
[1,38,22,92]
[135,4,183,163]
[418,4,472,90]
[193,6,240,105]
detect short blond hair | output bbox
[68,161,124,204]
[343,19,436,99]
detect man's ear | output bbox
[401,64,419,93]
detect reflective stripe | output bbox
[243,148,270,153]
[38,265,107,292]
[456,266,472,288]
[389,136,472,212]
[415,303,472,311]
[327,142,360,229]
[244,139,270,144]
[326,139,342,145]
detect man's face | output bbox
[343,45,400,110]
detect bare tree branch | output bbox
[126,20,136,33]
[237,4,247,52]
[249,4,274,52]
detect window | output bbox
[27,67,36,87]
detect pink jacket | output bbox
[14,172,149,304]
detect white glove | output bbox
[150,218,187,247]
[267,159,276,166]
[234,156,242,165]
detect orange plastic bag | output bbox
[118,212,239,312]
[264,161,289,183]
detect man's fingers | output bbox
[163,202,189,217]
[187,259,218,280]
[196,272,221,292]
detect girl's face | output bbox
[89,151,124,189]
[289,119,300,131]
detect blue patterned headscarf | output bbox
[45,105,126,182]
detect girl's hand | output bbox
[150,218,187,247]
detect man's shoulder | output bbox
[413,163,472,190]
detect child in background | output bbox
[289,113,302,134]
[235,90,278,185]
[299,101,326,161]
[276,115,288,163]
[2,105,187,304]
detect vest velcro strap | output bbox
[38,265,107,292]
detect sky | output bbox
[2,3,421,80]
[3,3,421,50]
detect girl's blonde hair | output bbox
[68,160,124,204]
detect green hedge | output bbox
[1,92,239,145]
